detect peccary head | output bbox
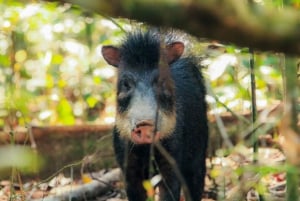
[102,31,184,144]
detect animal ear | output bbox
[101,46,120,67]
[166,42,185,64]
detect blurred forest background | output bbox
[0,0,299,201]
[0,1,283,132]
[0,2,121,128]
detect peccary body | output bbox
[102,30,208,201]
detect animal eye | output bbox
[122,79,131,91]
[118,76,135,100]
[120,78,134,92]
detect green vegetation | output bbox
[0,1,129,129]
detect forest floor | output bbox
[0,146,286,201]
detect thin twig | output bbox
[249,48,258,163]
[151,36,193,201]
[37,160,82,185]
[206,81,234,148]
[27,123,37,149]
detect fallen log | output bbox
[30,168,122,201]
[0,124,113,144]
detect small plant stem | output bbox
[249,48,258,163]
[284,57,299,201]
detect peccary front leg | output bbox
[125,155,148,201]
[159,172,181,201]
[155,151,181,201]
[113,133,149,201]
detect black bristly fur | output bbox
[108,30,208,201]
[120,31,160,69]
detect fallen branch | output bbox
[30,168,122,201]
[46,0,300,55]
[0,124,113,144]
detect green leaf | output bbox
[93,76,102,84]
[52,54,64,65]
[86,96,98,108]
[57,98,75,125]
[0,55,11,67]
[45,74,54,88]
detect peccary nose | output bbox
[131,120,160,144]
[136,120,154,128]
